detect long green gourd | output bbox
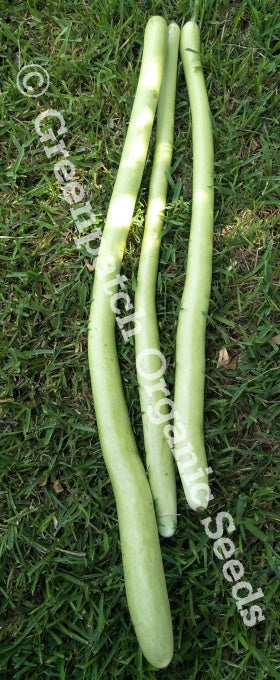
[174,16,214,511]
[135,22,180,538]
[88,17,173,668]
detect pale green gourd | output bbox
[88,16,173,668]
[174,18,214,511]
[135,22,180,537]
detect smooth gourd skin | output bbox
[174,21,214,511]
[135,23,180,538]
[88,17,173,668]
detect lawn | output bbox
[0,0,279,678]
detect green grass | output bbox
[0,0,279,678]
